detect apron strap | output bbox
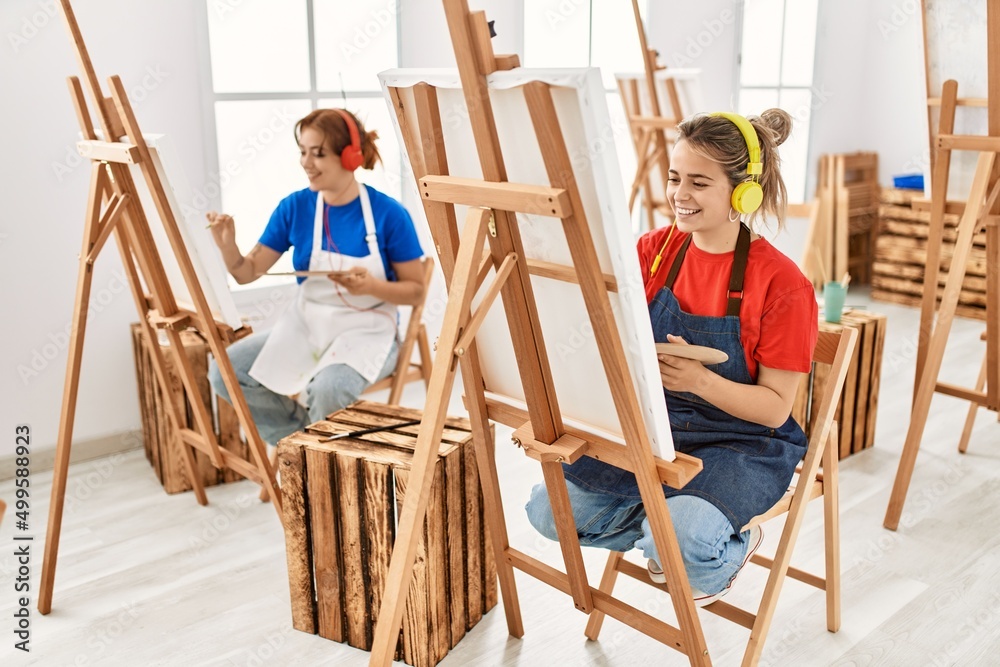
[726,224,751,317]
[664,234,693,292]
[663,223,752,317]
[358,185,380,257]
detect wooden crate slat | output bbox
[362,459,403,661]
[427,463,451,664]
[306,448,344,642]
[277,442,316,634]
[444,450,468,647]
[866,315,887,449]
[336,453,370,649]
[396,468,433,667]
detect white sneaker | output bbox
[647,558,666,584]
[646,525,764,607]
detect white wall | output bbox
[646,0,741,112]
[0,0,211,461]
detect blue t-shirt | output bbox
[258,185,423,284]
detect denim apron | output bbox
[563,224,807,532]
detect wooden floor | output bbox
[4,290,1000,666]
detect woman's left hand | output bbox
[330,266,374,295]
[658,334,712,395]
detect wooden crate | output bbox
[871,188,987,320]
[792,311,887,458]
[278,401,498,667]
[130,323,248,493]
[812,152,880,286]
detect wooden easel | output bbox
[38,0,282,613]
[884,3,1000,530]
[622,0,683,232]
[370,1,712,664]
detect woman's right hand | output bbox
[205,211,236,249]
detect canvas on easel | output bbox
[363,1,717,665]
[884,1,1000,530]
[38,0,282,614]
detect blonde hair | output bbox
[675,108,792,230]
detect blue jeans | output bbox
[207,331,398,445]
[525,480,752,595]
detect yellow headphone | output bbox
[648,112,764,278]
[711,111,764,215]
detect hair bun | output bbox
[758,108,792,147]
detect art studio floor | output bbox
[3,289,1000,667]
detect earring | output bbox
[728,208,741,223]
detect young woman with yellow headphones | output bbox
[205,109,425,446]
[526,108,818,607]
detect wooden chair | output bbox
[584,326,858,666]
[361,255,435,405]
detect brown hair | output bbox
[294,108,382,170]
[675,108,792,230]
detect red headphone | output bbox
[333,109,364,171]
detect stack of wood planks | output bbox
[130,323,248,493]
[806,152,880,286]
[871,188,987,319]
[793,311,887,459]
[278,401,498,667]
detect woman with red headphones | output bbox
[526,109,818,607]
[206,108,425,446]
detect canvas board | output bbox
[616,68,704,120]
[124,134,243,330]
[380,67,674,459]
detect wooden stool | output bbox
[130,323,249,493]
[792,311,887,458]
[278,401,498,667]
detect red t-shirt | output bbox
[638,227,818,381]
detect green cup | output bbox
[823,281,847,323]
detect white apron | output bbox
[249,187,398,395]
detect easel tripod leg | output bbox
[39,163,106,614]
[369,208,491,666]
[885,152,996,530]
[461,363,524,637]
[958,353,987,453]
[584,550,623,640]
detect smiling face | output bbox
[298,126,352,194]
[666,139,737,239]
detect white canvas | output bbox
[124,134,243,331]
[615,68,705,119]
[380,67,674,459]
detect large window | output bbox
[737,0,820,204]
[204,0,401,287]
[523,0,649,200]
